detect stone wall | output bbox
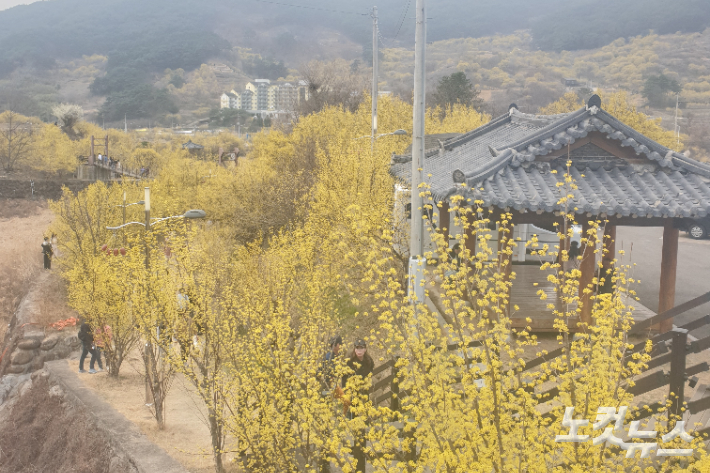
[4,331,82,375]
[0,179,91,200]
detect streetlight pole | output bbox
[371,6,379,154]
[143,187,151,403]
[122,190,127,246]
[144,187,151,270]
[409,0,426,303]
[106,190,205,407]
[354,129,408,141]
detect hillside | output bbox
[381,29,710,111]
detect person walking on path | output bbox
[41,237,53,269]
[93,325,110,372]
[342,339,375,473]
[78,322,102,373]
[342,339,375,409]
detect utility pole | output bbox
[674,94,680,144]
[124,114,128,133]
[409,0,426,303]
[371,6,379,154]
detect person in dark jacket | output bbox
[343,339,374,473]
[41,237,53,269]
[78,322,101,373]
[597,255,614,295]
[342,339,375,402]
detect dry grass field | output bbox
[0,199,53,340]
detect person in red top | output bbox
[93,325,111,373]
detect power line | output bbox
[377,28,391,49]
[248,0,368,16]
[393,0,412,40]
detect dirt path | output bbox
[71,353,235,473]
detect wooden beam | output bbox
[508,210,684,229]
[634,290,710,334]
[498,221,512,309]
[578,220,596,327]
[655,220,679,333]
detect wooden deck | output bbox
[509,264,656,331]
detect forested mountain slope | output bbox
[0,0,708,76]
[0,0,708,124]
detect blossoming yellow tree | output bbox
[51,182,141,377]
[48,94,710,472]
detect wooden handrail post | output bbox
[669,327,688,420]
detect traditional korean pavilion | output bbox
[182,140,204,153]
[391,95,710,332]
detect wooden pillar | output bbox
[578,220,596,327]
[465,209,476,256]
[656,220,679,333]
[89,135,95,165]
[604,224,616,260]
[104,134,109,157]
[557,219,569,311]
[498,218,513,318]
[558,218,570,268]
[439,201,450,247]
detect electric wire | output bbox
[393,0,412,40]
[377,29,391,49]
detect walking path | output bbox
[44,360,189,473]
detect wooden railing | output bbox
[92,160,143,179]
[367,289,710,459]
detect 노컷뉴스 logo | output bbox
[556,407,694,458]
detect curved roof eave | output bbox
[457,106,710,188]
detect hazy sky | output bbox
[0,0,37,11]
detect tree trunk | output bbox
[208,407,224,472]
[107,347,122,377]
[145,343,166,430]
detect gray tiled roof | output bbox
[391,109,575,198]
[471,162,710,218]
[391,98,710,218]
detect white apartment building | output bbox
[220,79,309,113]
